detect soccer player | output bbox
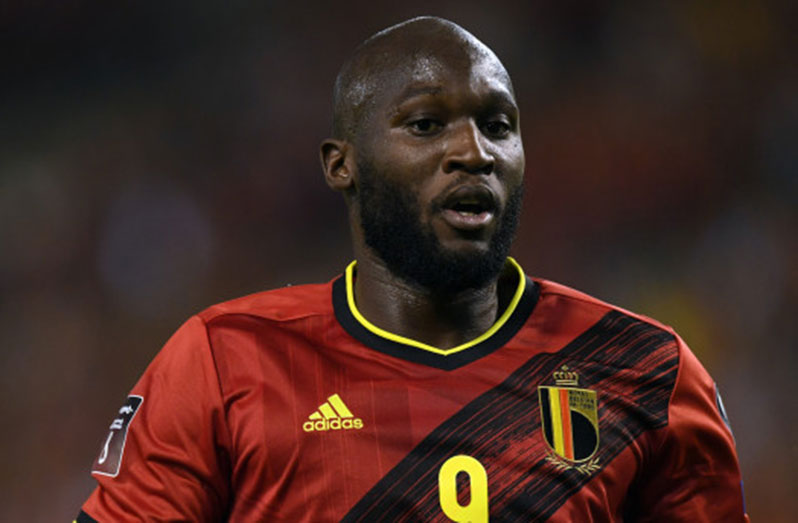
[77,16,749,522]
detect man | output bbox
[77,17,749,522]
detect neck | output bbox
[351,249,514,349]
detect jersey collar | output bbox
[332,257,539,370]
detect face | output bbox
[353,46,525,292]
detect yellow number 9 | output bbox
[438,455,489,522]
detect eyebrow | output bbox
[392,85,444,105]
[387,83,519,120]
[484,90,519,113]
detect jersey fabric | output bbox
[78,259,748,522]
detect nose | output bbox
[442,120,494,175]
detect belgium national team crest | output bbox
[538,365,600,474]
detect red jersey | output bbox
[78,259,748,521]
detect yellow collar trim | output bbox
[344,257,526,356]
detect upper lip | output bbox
[439,184,498,214]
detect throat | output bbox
[351,256,516,350]
[410,289,500,349]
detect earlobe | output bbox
[320,139,355,191]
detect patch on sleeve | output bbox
[91,395,143,477]
[714,382,736,442]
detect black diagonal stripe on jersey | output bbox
[342,310,679,522]
[539,387,554,447]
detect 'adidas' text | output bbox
[303,418,364,432]
[303,393,364,433]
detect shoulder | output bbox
[532,277,719,416]
[530,277,688,394]
[142,280,338,382]
[532,277,678,337]
[526,279,747,521]
[196,279,336,325]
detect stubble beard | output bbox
[357,160,523,294]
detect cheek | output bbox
[377,154,440,199]
[417,182,441,218]
[500,142,525,183]
[379,129,443,168]
[506,138,525,168]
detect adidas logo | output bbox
[303,394,364,432]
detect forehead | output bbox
[379,50,515,109]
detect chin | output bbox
[439,238,492,257]
[433,221,496,249]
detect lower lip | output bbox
[441,209,495,230]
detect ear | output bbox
[320,138,355,191]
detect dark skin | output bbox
[321,18,525,349]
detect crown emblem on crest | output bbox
[553,365,579,386]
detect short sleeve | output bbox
[631,335,749,522]
[79,315,232,522]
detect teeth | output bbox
[457,210,476,216]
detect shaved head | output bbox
[332,16,514,142]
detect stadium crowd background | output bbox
[1,2,795,520]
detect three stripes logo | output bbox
[303,393,364,432]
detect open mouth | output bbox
[439,185,497,230]
[450,199,490,216]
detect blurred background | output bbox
[1,1,795,520]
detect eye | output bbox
[482,119,511,138]
[407,118,442,135]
